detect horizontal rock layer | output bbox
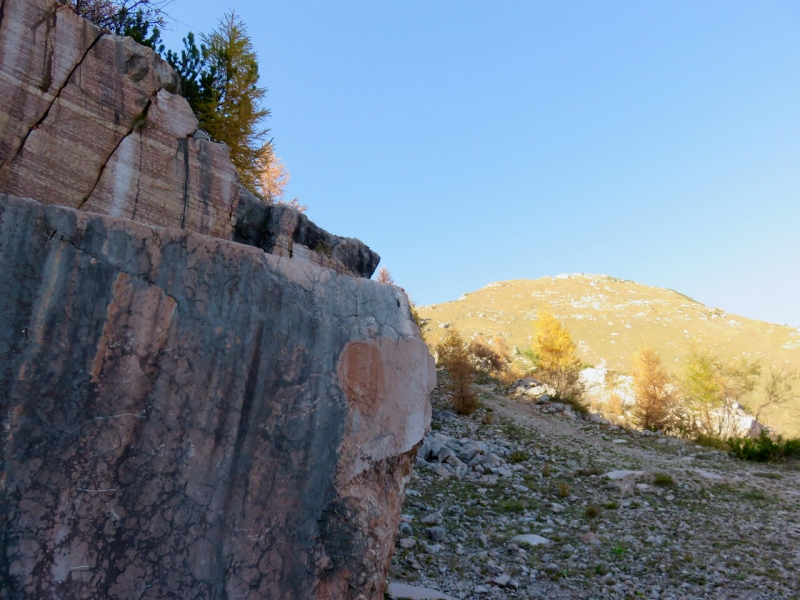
[0,0,378,278]
[0,194,435,599]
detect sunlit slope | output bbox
[418,274,800,435]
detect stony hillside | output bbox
[387,380,800,599]
[418,274,800,436]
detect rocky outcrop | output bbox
[0,194,435,598]
[234,191,381,278]
[0,0,378,279]
[0,0,432,597]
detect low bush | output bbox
[498,500,526,513]
[728,433,800,462]
[557,482,570,498]
[508,450,528,464]
[694,434,729,451]
[653,473,675,487]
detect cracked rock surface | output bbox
[0,0,379,278]
[0,195,435,599]
[389,379,800,599]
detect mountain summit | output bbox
[419,274,800,434]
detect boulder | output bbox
[234,193,380,278]
[0,195,434,599]
[386,583,456,600]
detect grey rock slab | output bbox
[0,194,434,599]
[427,526,447,542]
[491,574,511,587]
[694,468,725,480]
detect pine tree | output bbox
[197,12,271,192]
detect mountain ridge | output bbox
[418,273,800,435]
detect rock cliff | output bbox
[0,1,434,598]
[0,0,377,278]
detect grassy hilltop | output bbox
[418,274,800,435]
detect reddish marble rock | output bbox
[0,194,435,599]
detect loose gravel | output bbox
[388,380,800,600]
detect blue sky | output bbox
[161,1,800,327]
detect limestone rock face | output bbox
[0,0,232,241]
[0,0,379,279]
[0,194,436,599]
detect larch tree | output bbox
[523,307,585,403]
[631,346,675,431]
[376,268,394,285]
[683,345,761,438]
[436,328,478,415]
[254,147,306,211]
[752,368,798,423]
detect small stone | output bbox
[512,534,551,547]
[399,538,416,549]
[431,465,451,479]
[426,526,446,542]
[422,542,441,554]
[491,574,511,587]
[386,583,457,600]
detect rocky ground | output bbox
[387,377,800,600]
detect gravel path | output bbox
[388,381,800,599]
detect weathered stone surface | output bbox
[0,2,180,208]
[0,0,378,278]
[0,194,435,599]
[386,582,457,600]
[0,0,237,241]
[78,88,241,240]
[234,190,381,278]
[0,0,102,169]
